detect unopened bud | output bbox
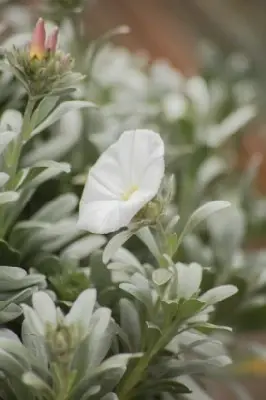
[29,18,46,60]
[46,27,59,52]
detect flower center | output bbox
[122,185,139,201]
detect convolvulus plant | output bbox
[0,2,264,399]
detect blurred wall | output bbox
[85,0,198,76]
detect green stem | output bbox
[156,220,167,254]
[6,97,35,189]
[0,98,35,238]
[118,321,179,400]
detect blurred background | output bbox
[82,0,266,196]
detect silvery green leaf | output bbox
[97,353,138,371]
[145,322,161,346]
[187,305,214,325]
[22,161,70,189]
[0,131,17,154]
[183,235,213,266]
[196,322,232,333]
[103,230,133,264]
[0,265,26,280]
[18,219,76,252]
[112,247,141,268]
[41,219,80,253]
[0,270,45,292]
[80,386,101,400]
[162,93,187,121]
[176,201,231,252]
[101,394,118,400]
[140,377,191,395]
[152,268,172,286]
[21,304,44,336]
[197,156,228,194]
[30,100,96,137]
[0,348,26,377]
[32,291,57,327]
[66,288,97,331]
[207,105,256,148]
[176,262,202,300]
[22,372,54,396]
[120,299,141,352]
[23,108,83,165]
[177,331,227,358]
[21,320,48,368]
[178,299,205,321]
[199,285,238,304]
[61,235,106,260]
[72,353,136,398]
[9,220,48,250]
[0,329,20,342]
[136,227,160,261]
[30,96,59,129]
[86,308,113,368]
[0,173,9,187]
[0,303,22,323]
[119,283,148,307]
[120,273,153,311]
[32,193,78,222]
[0,110,22,133]
[166,215,180,233]
[0,338,30,370]
[176,377,212,400]
[0,288,35,312]
[0,191,19,205]
[186,76,210,117]
[207,206,245,264]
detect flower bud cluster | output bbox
[6,18,82,98]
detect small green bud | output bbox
[46,322,81,365]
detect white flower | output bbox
[77,129,165,234]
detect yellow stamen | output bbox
[122,185,138,201]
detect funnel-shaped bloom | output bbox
[77,129,165,234]
[29,18,46,60]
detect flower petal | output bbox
[78,129,165,234]
[78,188,152,234]
[32,292,57,327]
[80,154,124,207]
[116,129,165,191]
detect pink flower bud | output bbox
[46,27,59,53]
[30,18,46,60]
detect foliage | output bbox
[0,1,264,400]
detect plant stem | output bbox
[6,97,35,189]
[0,98,35,238]
[117,321,179,400]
